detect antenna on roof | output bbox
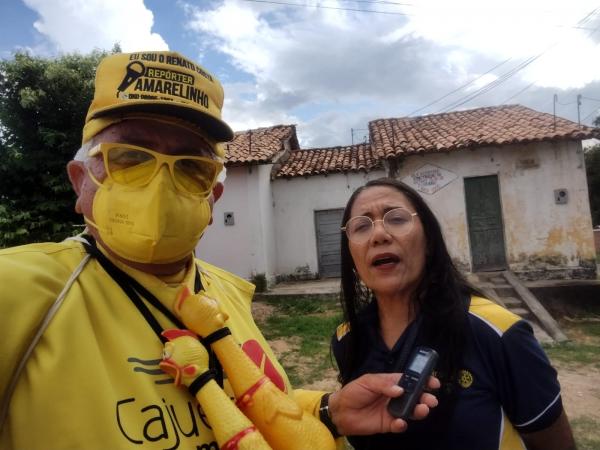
[248,129,252,155]
[352,128,368,145]
[553,94,557,131]
[577,94,582,128]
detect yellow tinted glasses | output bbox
[88,143,223,196]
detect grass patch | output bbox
[256,296,343,386]
[578,321,600,337]
[543,316,600,368]
[261,295,339,315]
[543,342,600,368]
[571,417,600,450]
[265,313,342,356]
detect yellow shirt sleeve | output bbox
[294,389,348,450]
[294,388,326,416]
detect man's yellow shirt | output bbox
[0,239,322,449]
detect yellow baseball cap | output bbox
[83,51,233,144]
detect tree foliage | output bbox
[585,143,600,227]
[0,50,114,247]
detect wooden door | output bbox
[464,175,507,271]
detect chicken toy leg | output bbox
[174,288,337,450]
[159,329,272,450]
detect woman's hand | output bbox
[328,373,440,436]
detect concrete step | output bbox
[478,283,512,289]
[491,277,506,284]
[529,321,553,344]
[509,307,531,318]
[502,297,522,306]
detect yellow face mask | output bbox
[85,164,212,264]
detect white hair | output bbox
[73,141,94,162]
[217,164,227,184]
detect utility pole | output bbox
[577,94,582,127]
[351,128,354,145]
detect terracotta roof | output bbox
[369,104,600,159]
[224,125,299,165]
[275,143,382,178]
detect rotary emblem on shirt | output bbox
[458,369,473,388]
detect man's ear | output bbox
[67,161,86,213]
[212,182,224,203]
[208,182,224,226]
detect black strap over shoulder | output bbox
[81,236,224,387]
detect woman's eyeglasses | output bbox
[341,207,418,244]
[88,143,223,196]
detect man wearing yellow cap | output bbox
[0,51,437,449]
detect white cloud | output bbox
[22,0,168,53]
[183,0,600,146]
[391,0,600,89]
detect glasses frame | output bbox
[341,207,419,243]
[88,142,223,196]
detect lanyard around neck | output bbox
[82,236,224,386]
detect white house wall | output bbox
[198,140,595,281]
[398,140,595,277]
[272,170,387,277]
[196,164,275,280]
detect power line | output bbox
[436,53,545,113]
[582,107,600,123]
[337,0,413,6]
[429,5,600,113]
[408,58,512,116]
[500,10,600,107]
[241,0,600,28]
[500,80,536,105]
[240,0,412,15]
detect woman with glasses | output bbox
[330,178,574,450]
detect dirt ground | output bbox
[556,364,600,421]
[252,302,600,419]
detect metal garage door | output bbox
[315,209,344,278]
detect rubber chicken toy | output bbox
[160,329,272,449]
[160,287,337,450]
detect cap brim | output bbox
[90,101,234,142]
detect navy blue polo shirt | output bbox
[332,296,563,450]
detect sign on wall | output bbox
[402,163,457,195]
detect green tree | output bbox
[585,143,600,227]
[0,50,113,247]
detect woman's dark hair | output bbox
[337,177,477,387]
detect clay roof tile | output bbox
[224,124,299,165]
[274,143,383,179]
[369,105,599,157]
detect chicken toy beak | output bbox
[159,360,182,386]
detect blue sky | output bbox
[2,0,600,147]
